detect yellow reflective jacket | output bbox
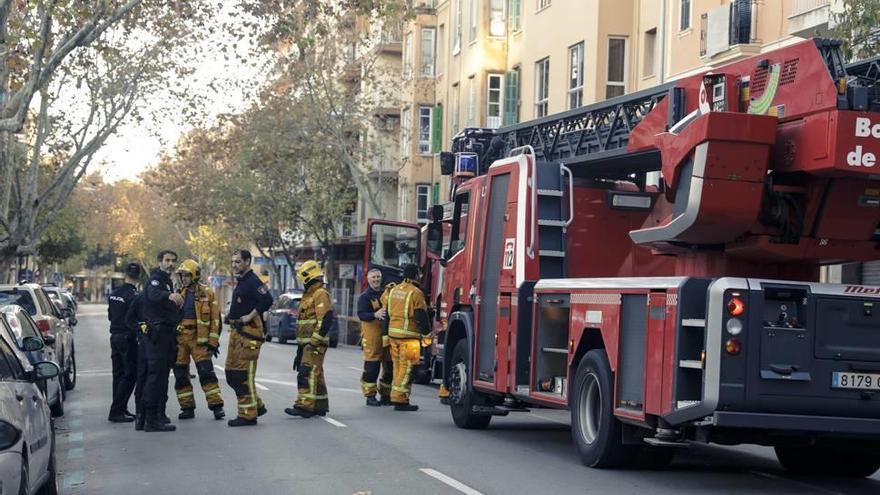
[297,282,333,344]
[177,283,222,348]
[381,279,428,339]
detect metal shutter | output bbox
[862,261,880,285]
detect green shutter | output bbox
[508,0,521,31]
[432,104,443,152]
[432,183,439,205]
[503,70,519,126]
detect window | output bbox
[537,0,551,10]
[489,0,506,37]
[486,73,503,128]
[503,67,520,125]
[568,42,584,109]
[437,24,445,74]
[606,37,627,99]
[418,106,432,154]
[452,83,461,135]
[370,223,420,269]
[449,192,470,256]
[453,0,462,54]
[0,336,24,380]
[420,27,436,77]
[416,184,431,223]
[469,0,478,42]
[680,0,691,31]
[0,290,37,316]
[509,0,521,32]
[0,339,15,380]
[535,57,550,118]
[403,31,413,79]
[467,75,476,126]
[643,28,657,77]
[401,107,412,157]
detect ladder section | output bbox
[535,161,568,278]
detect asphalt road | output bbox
[55,304,880,494]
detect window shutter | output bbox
[503,70,519,126]
[432,104,443,152]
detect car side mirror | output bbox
[42,334,56,346]
[69,317,77,327]
[22,336,44,352]
[31,361,60,381]
[426,222,443,257]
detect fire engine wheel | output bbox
[448,339,491,430]
[774,445,880,478]
[571,350,637,468]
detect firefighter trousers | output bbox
[390,338,421,405]
[360,326,392,398]
[294,343,328,413]
[224,327,264,420]
[173,328,223,411]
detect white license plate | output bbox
[831,372,880,391]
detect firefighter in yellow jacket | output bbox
[285,260,334,418]
[173,259,225,420]
[357,268,392,406]
[381,263,431,411]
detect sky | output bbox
[93,5,266,183]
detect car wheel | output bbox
[18,452,28,495]
[64,350,76,391]
[50,388,64,418]
[448,339,491,430]
[37,430,58,495]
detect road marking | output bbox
[419,469,483,495]
[67,432,83,443]
[526,413,570,425]
[749,470,843,495]
[348,366,362,372]
[66,447,84,460]
[63,471,85,490]
[254,382,269,391]
[214,365,225,371]
[70,419,83,429]
[335,387,362,394]
[320,416,347,428]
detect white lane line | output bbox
[347,366,362,372]
[526,413,570,425]
[214,365,225,371]
[419,469,484,495]
[320,416,347,428]
[254,382,270,391]
[749,470,843,495]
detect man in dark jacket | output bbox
[357,268,392,406]
[107,262,141,422]
[141,250,184,432]
[126,290,148,430]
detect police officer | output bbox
[126,290,148,430]
[225,250,273,427]
[107,262,141,422]
[285,260,334,418]
[357,268,392,407]
[142,250,184,432]
[382,263,430,411]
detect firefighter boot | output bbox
[257,405,267,417]
[145,410,176,432]
[394,403,419,412]
[212,405,226,420]
[178,408,195,420]
[439,383,451,406]
[134,412,146,431]
[380,395,392,406]
[284,406,315,418]
[365,396,381,407]
[227,417,257,427]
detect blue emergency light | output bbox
[455,153,478,178]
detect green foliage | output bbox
[832,0,880,61]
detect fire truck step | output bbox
[643,438,690,448]
[538,250,566,258]
[681,318,706,327]
[537,189,564,197]
[537,219,567,227]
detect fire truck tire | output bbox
[449,339,491,430]
[571,350,637,468]
[774,445,880,478]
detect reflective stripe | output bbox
[310,332,329,345]
[198,319,211,325]
[402,290,412,333]
[205,388,222,396]
[197,338,209,343]
[209,333,220,339]
[389,328,422,338]
[297,337,310,344]
[298,393,328,400]
[239,360,258,410]
[298,319,317,324]
[177,391,194,398]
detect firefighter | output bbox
[142,250,184,432]
[225,250,274,427]
[107,262,141,423]
[357,268,392,406]
[382,263,431,411]
[173,259,225,420]
[284,260,334,418]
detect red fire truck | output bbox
[364,39,880,476]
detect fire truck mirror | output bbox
[427,222,443,257]
[440,151,455,175]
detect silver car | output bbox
[0,330,60,494]
[0,306,64,418]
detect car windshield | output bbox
[0,291,37,316]
[277,295,301,310]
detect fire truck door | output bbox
[476,172,511,384]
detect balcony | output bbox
[788,0,832,38]
[700,0,758,60]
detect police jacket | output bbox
[227,269,273,322]
[381,279,430,339]
[108,283,137,334]
[144,268,181,325]
[125,292,145,333]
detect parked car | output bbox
[0,285,76,392]
[40,286,76,313]
[264,292,301,344]
[0,330,60,495]
[42,288,76,327]
[0,306,64,418]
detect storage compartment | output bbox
[815,296,880,363]
[618,294,647,410]
[674,278,712,408]
[534,294,570,398]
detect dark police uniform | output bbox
[108,282,138,419]
[125,292,147,427]
[358,286,392,402]
[225,269,273,421]
[142,268,182,426]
